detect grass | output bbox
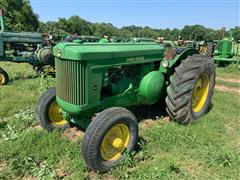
[216,64,240,79]
[0,62,240,179]
[0,62,54,117]
[216,79,240,88]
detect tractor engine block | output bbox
[101,64,154,97]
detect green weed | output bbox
[216,64,240,79]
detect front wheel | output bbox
[33,65,44,75]
[35,88,70,131]
[82,107,138,172]
[0,67,9,85]
[166,54,215,125]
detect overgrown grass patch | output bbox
[0,62,55,117]
[0,129,87,179]
[216,65,240,79]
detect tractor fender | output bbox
[159,48,199,75]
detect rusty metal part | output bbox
[164,48,177,60]
[0,9,4,16]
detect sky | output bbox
[30,0,240,30]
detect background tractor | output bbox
[176,39,209,55]
[36,40,215,172]
[207,30,240,66]
[0,9,65,85]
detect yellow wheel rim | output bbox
[48,100,68,126]
[192,73,210,113]
[0,73,5,85]
[101,124,130,161]
[199,46,207,54]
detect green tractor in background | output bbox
[176,39,209,55]
[36,38,215,172]
[0,8,102,85]
[207,30,240,65]
[0,9,67,85]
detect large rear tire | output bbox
[166,54,215,125]
[206,42,214,57]
[35,88,70,131]
[82,107,138,172]
[0,67,9,85]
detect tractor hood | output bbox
[53,42,165,61]
[1,32,43,43]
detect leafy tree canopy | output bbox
[1,2,239,41]
[0,0,39,31]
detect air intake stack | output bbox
[0,9,6,32]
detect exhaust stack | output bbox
[0,9,6,32]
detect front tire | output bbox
[82,107,138,172]
[166,54,215,125]
[35,88,70,131]
[0,67,9,85]
[33,65,44,75]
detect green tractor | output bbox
[207,30,240,65]
[35,40,215,172]
[176,40,209,55]
[0,9,65,85]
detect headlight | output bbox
[56,48,62,58]
[162,60,169,68]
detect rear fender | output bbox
[159,48,199,76]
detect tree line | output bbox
[1,0,240,41]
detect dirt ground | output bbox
[216,77,240,84]
[215,77,240,95]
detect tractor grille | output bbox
[56,59,86,106]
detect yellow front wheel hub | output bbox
[192,73,210,113]
[112,138,124,148]
[101,124,130,161]
[0,73,5,85]
[48,100,68,126]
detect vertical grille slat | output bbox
[82,63,86,104]
[56,59,86,106]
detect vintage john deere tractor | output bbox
[0,9,63,85]
[35,40,215,172]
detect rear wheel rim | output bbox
[48,100,68,126]
[101,124,130,161]
[0,73,5,85]
[192,73,210,113]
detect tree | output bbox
[57,16,94,35]
[181,25,207,40]
[233,26,240,40]
[39,21,57,33]
[205,31,218,41]
[118,29,132,39]
[0,0,39,31]
[170,28,181,40]
[121,25,143,37]
[93,23,119,37]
